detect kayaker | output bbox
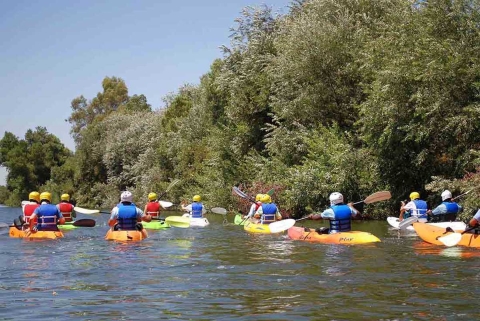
[56,193,76,222]
[427,190,462,222]
[307,192,360,234]
[468,209,480,231]
[15,191,41,228]
[253,194,282,224]
[109,191,151,236]
[27,192,65,233]
[144,192,161,220]
[399,191,428,222]
[182,195,206,218]
[245,194,263,219]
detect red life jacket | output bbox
[58,202,74,222]
[146,201,161,218]
[23,203,40,223]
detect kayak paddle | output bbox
[74,206,100,215]
[353,191,392,205]
[437,225,477,247]
[398,216,419,230]
[269,219,296,233]
[72,219,96,227]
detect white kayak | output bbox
[182,213,210,227]
[387,216,466,231]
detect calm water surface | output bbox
[1,205,479,320]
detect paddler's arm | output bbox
[139,208,151,223]
[468,209,480,227]
[108,208,118,227]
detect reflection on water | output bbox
[1,207,480,319]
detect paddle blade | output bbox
[210,207,227,215]
[74,206,100,215]
[437,233,462,247]
[363,191,392,204]
[266,188,275,196]
[232,186,249,199]
[72,219,96,227]
[165,216,190,228]
[398,216,418,230]
[159,201,173,208]
[269,219,296,233]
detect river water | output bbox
[0,205,479,320]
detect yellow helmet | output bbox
[409,192,420,200]
[261,194,272,203]
[61,193,70,201]
[148,192,157,201]
[193,195,201,202]
[29,191,40,203]
[40,192,52,202]
[255,194,263,201]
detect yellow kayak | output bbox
[243,219,294,234]
[9,226,64,239]
[105,229,148,241]
[288,226,380,244]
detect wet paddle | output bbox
[437,225,477,247]
[269,219,296,233]
[71,219,96,227]
[353,191,392,205]
[398,216,419,230]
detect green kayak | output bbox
[234,214,247,226]
[58,221,78,230]
[142,220,170,229]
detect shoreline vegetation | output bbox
[1,1,480,221]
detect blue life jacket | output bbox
[442,202,460,214]
[412,199,428,219]
[35,204,60,231]
[329,204,352,232]
[261,203,277,223]
[430,201,460,222]
[192,202,203,218]
[117,203,138,230]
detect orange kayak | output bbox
[413,222,480,247]
[9,226,64,239]
[105,229,148,241]
[287,226,380,244]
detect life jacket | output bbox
[255,201,261,211]
[191,202,203,218]
[329,204,352,233]
[146,201,161,218]
[117,203,138,230]
[430,202,459,222]
[412,199,428,219]
[34,204,60,231]
[23,203,39,224]
[260,203,277,224]
[58,202,74,222]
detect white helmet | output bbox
[441,190,452,201]
[329,192,344,205]
[120,191,133,202]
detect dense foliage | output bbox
[1,0,480,221]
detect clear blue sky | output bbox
[0,0,291,185]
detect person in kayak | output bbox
[245,194,263,219]
[144,192,162,220]
[307,192,360,234]
[399,191,428,222]
[182,195,206,218]
[15,191,41,229]
[109,191,151,235]
[467,209,480,232]
[253,194,282,224]
[27,192,65,233]
[427,190,462,222]
[56,193,76,223]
